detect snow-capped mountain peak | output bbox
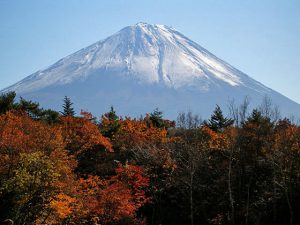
[2,23,300,118]
[4,23,249,94]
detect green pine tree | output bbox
[61,96,75,116]
[0,91,17,114]
[204,105,233,132]
[100,106,120,138]
[149,108,164,128]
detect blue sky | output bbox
[1,0,300,103]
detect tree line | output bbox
[0,92,300,225]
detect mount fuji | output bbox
[2,22,300,118]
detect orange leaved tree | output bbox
[51,164,150,225]
[60,112,113,154]
[0,111,77,224]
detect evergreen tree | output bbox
[18,97,60,124]
[107,106,118,121]
[0,92,59,124]
[61,96,75,116]
[149,108,164,128]
[18,97,43,119]
[244,108,271,127]
[148,108,175,128]
[40,109,60,125]
[100,106,120,138]
[204,105,233,132]
[0,91,17,114]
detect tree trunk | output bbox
[228,151,235,225]
[245,184,250,225]
[285,190,293,225]
[273,175,277,225]
[190,171,194,225]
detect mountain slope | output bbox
[2,23,300,118]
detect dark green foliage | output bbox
[100,106,121,138]
[244,108,272,127]
[204,105,233,132]
[61,96,75,116]
[39,109,60,125]
[240,109,274,157]
[107,106,119,121]
[0,91,17,114]
[149,108,175,128]
[149,108,164,128]
[19,98,60,124]
[18,97,43,119]
[0,92,59,124]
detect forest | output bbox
[0,92,300,225]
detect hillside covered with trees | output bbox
[0,92,300,225]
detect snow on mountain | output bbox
[2,22,300,118]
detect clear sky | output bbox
[1,0,300,103]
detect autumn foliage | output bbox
[60,113,113,153]
[50,164,149,224]
[114,118,169,150]
[1,95,300,225]
[0,110,150,224]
